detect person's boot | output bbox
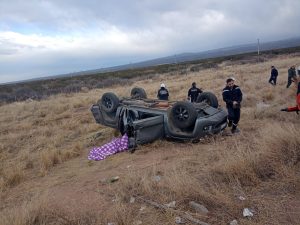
[231,124,240,134]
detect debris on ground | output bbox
[238,196,246,201]
[256,102,270,110]
[164,200,176,208]
[130,196,136,203]
[139,206,146,211]
[243,208,254,217]
[153,175,161,182]
[135,195,210,225]
[189,201,209,214]
[229,219,238,225]
[109,176,120,183]
[175,216,186,224]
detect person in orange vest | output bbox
[281,76,300,114]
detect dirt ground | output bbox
[1,53,300,225]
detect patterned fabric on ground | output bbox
[88,134,129,161]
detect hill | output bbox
[0,51,299,225]
[39,36,300,78]
[1,45,300,105]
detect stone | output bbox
[175,216,185,224]
[243,208,254,217]
[139,206,146,211]
[238,196,246,201]
[109,176,120,183]
[153,175,161,182]
[189,201,209,214]
[130,196,135,203]
[229,219,238,225]
[165,201,176,208]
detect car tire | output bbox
[99,92,120,113]
[131,87,147,99]
[169,101,197,129]
[196,92,218,108]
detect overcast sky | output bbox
[0,0,299,83]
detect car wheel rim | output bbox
[175,107,189,121]
[103,97,112,109]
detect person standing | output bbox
[269,66,278,85]
[222,77,243,134]
[157,83,169,100]
[188,82,203,102]
[287,65,297,88]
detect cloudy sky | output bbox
[0,0,299,83]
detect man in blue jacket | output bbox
[222,77,243,134]
[188,82,202,102]
[269,66,278,85]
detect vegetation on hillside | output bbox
[1,46,300,105]
[0,51,299,225]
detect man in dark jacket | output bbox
[222,77,243,133]
[287,65,297,88]
[188,82,202,102]
[157,83,169,100]
[269,66,278,85]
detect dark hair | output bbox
[192,82,196,86]
[226,78,234,83]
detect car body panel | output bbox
[91,95,228,145]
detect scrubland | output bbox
[0,53,299,225]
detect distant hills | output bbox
[14,36,300,82]
[58,36,300,78]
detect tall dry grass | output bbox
[0,53,300,224]
[107,122,299,224]
[0,194,101,225]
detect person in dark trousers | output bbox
[281,76,300,114]
[222,77,243,134]
[157,83,169,100]
[188,82,203,102]
[287,65,297,88]
[269,66,278,85]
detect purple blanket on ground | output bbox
[88,134,129,161]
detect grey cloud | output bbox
[0,0,300,83]
[1,0,299,31]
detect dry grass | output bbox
[0,53,300,225]
[0,194,101,225]
[211,123,300,186]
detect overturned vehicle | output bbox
[91,87,228,145]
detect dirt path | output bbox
[1,139,213,212]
